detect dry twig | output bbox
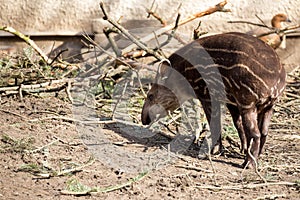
[175,164,213,173]
[193,21,209,40]
[146,0,167,26]
[0,108,27,119]
[195,181,297,191]
[57,157,95,176]
[241,138,267,183]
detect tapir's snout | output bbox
[141,84,179,125]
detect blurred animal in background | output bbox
[247,13,291,49]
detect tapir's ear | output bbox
[158,59,171,80]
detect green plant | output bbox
[222,124,238,139]
[1,134,35,153]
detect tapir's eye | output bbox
[148,94,154,101]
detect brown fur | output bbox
[141,32,286,168]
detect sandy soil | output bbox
[0,94,299,200]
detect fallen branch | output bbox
[61,171,148,195]
[57,157,95,176]
[0,26,53,65]
[26,157,96,179]
[175,164,213,173]
[195,181,297,191]
[254,194,286,200]
[0,78,72,96]
[0,26,79,74]
[0,108,28,119]
[29,115,116,124]
[27,138,60,153]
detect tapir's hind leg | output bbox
[241,108,261,168]
[258,106,273,155]
[227,104,247,154]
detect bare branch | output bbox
[98,0,229,62]
[103,27,122,57]
[121,0,229,56]
[49,48,69,66]
[255,14,269,28]
[99,1,164,60]
[193,21,208,40]
[227,20,269,28]
[257,24,300,38]
[0,26,53,65]
[154,13,181,50]
[146,8,167,26]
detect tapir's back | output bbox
[168,32,286,109]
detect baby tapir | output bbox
[141,32,286,168]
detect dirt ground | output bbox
[0,87,299,199]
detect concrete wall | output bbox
[1,0,299,34]
[0,0,299,65]
[0,0,99,35]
